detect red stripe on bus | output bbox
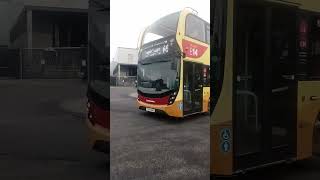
[182,39,208,58]
[138,95,169,105]
[88,100,109,129]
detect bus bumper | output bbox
[137,100,183,118]
[86,118,109,153]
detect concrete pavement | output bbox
[111,87,210,180]
[0,79,108,179]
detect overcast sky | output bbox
[110,0,210,62]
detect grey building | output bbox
[10,5,88,49]
[0,0,89,79]
[0,1,11,46]
[111,47,138,86]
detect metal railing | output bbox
[111,76,137,87]
[21,47,87,79]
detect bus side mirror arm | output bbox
[182,52,186,58]
[213,32,219,50]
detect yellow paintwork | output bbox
[176,9,210,66]
[137,100,183,117]
[203,86,210,112]
[86,118,109,149]
[297,81,320,159]
[297,0,320,12]
[211,0,320,176]
[177,9,210,115]
[211,0,234,176]
[137,9,210,117]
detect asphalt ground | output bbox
[0,79,108,180]
[111,87,320,180]
[110,86,210,180]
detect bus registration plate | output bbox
[146,108,155,113]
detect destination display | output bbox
[140,36,178,60]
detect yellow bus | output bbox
[211,0,320,176]
[137,8,210,118]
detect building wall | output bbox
[8,0,88,48]
[10,0,88,25]
[114,47,138,65]
[0,1,11,46]
[111,47,138,75]
[110,61,118,75]
[9,9,27,49]
[11,32,27,48]
[32,13,53,48]
[10,9,88,49]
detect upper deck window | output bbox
[186,14,207,43]
[143,12,180,45]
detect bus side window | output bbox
[186,15,206,42]
[310,17,320,79]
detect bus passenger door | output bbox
[183,61,203,115]
[234,1,296,170]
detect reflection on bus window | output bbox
[142,12,179,45]
[88,3,108,98]
[138,56,179,94]
[186,15,206,42]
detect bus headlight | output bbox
[168,91,178,105]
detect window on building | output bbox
[128,66,137,76]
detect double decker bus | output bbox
[211,0,320,176]
[86,0,109,153]
[137,8,210,118]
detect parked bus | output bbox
[137,8,210,118]
[86,0,109,153]
[211,0,320,176]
